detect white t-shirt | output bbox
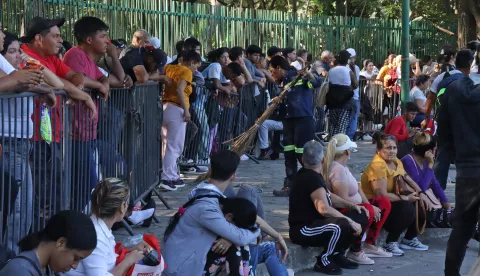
[352,65,360,100]
[410,86,426,108]
[0,55,34,139]
[66,216,117,276]
[430,70,462,93]
[360,71,374,79]
[202,62,229,84]
[328,66,351,86]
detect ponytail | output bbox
[322,139,338,190]
[164,195,224,242]
[18,231,44,252]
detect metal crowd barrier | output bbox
[181,82,273,167]
[0,84,167,250]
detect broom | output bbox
[194,70,306,184]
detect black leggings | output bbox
[204,243,250,276]
[383,200,416,243]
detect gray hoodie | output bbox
[162,183,260,276]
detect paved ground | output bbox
[113,141,475,275]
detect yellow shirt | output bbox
[163,64,193,108]
[360,154,406,200]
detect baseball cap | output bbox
[346,48,356,57]
[331,134,357,151]
[20,17,65,43]
[269,56,290,70]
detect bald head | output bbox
[132,29,150,48]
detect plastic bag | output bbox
[40,105,52,144]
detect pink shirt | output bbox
[328,161,362,204]
[63,47,103,141]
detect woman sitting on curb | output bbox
[361,134,428,257]
[289,140,365,275]
[323,134,393,265]
[66,178,148,275]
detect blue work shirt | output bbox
[282,68,321,118]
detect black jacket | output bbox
[437,76,480,178]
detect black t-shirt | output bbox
[120,46,144,83]
[288,168,332,226]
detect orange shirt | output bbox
[163,64,193,108]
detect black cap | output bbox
[270,56,290,70]
[20,17,66,43]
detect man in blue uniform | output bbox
[268,56,320,197]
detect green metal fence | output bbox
[1,0,456,65]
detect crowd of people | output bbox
[1,11,480,276]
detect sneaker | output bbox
[384,242,405,256]
[362,244,393,258]
[334,253,359,269]
[273,187,290,197]
[186,165,208,174]
[287,268,294,276]
[362,134,373,141]
[258,148,273,160]
[313,259,342,275]
[240,154,249,161]
[351,148,359,153]
[346,250,374,265]
[400,237,429,251]
[158,180,177,191]
[173,179,185,188]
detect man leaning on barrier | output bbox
[19,16,99,219]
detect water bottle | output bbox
[123,234,143,248]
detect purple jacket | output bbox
[401,154,448,203]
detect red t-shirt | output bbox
[22,44,71,143]
[63,47,103,141]
[385,116,409,142]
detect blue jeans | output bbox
[71,141,98,211]
[1,138,32,252]
[347,99,360,139]
[249,242,288,276]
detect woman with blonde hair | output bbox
[66,178,148,276]
[323,134,393,265]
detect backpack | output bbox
[315,74,329,108]
[0,250,44,275]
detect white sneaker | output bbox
[351,148,359,153]
[400,237,429,251]
[241,154,249,161]
[346,250,375,265]
[373,124,383,130]
[128,208,155,225]
[384,242,404,256]
[287,268,294,276]
[363,134,373,141]
[363,244,393,258]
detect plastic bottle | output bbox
[123,234,143,248]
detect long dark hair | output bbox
[18,210,97,252]
[222,198,257,231]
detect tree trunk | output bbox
[457,0,478,49]
[335,0,345,16]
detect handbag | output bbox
[115,234,166,276]
[393,174,427,234]
[315,75,329,108]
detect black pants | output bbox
[445,178,480,276]
[282,116,314,188]
[341,209,369,252]
[383,200,416,243]
[290,217,353,267]
[204,242,250,276]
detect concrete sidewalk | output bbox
[113,142,465,275]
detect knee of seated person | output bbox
[397,200,415,220]
[371,196,392,211]
[335,218,351,232]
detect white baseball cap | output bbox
[331,134,357,151]
[346,48,356,57]
[149,37,161,49]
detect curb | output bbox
[255,228,452,276]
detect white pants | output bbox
[257,119,283,149]
[161,103,186,181]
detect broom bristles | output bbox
[194,74,304,184]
